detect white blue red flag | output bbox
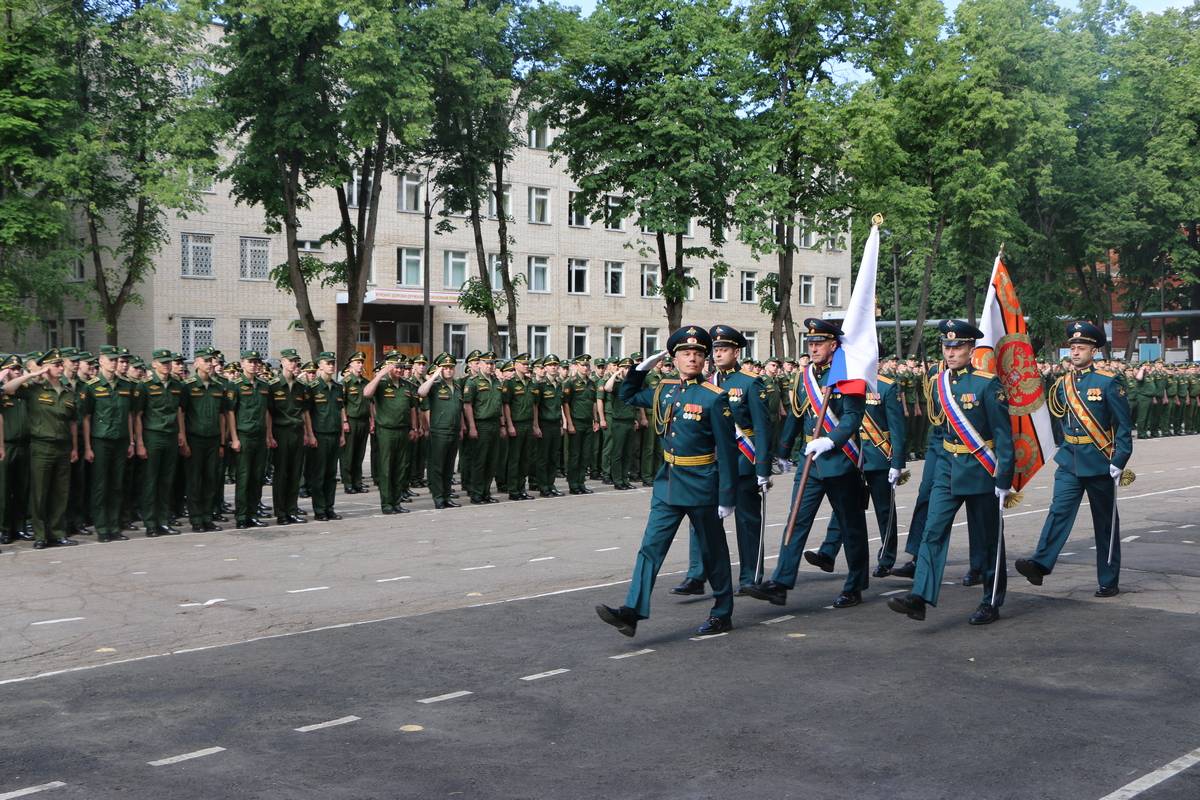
[823,219,880,395]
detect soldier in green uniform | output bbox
[308,352,347,520]
[268,349,314,525]
[0,355,31,544]
[1016,322,1133,598]
[494,359,513,495]
[562,354,598,495]
[364,353,417,514]
[456,351,481,495]
[888,320,1014,626]
[595,327,739,638]
[139,349,186,536]
[1134,362,1155,438]
[596,359,614,483]
[3,350,81,549]
[79,345,140,543]
[340,351,370,494]
[59,348,87,537]
[637,358,666,486]
[409,354,429,487]
[226,350,273,529]
[462,351,502,504]
[531,355,565,497]
[602,357,638,490]
[502,353,536,501]
[180,347,227,532]
[418,353,464,509]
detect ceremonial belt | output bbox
[860,413,891,460]
[1063,375,1114,458]
[936,369,996,476]
[1064,432,1113,448]
[802,365,860,463]
[944,439,994,455]
[663,451,716,466]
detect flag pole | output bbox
[783,385,832,547]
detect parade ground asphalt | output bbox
[2,438,1200,799]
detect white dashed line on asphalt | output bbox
[1122,536,1141,542]
[1184,540,1196,544]
[178,598,226,608]
[461,565,495,571]
[760,614,796,624]
[689,632,729,641]
[880,589,907,596]
[1097,745,1200,800]
[1152,470,1165,474]
[29,618,85,627]
[294,715,360,733]
[131,571,147,575]
[286,586,330,594]
[1179,524,1196,529]
[528,556,556,563]
[147,746,226,766]
[520,669,570,681]
[609,649,654,660]
[0,781,67,799]
[417,690,473,704]
[1150,530,1166,533]
[1061,552,1075,557]
[376,576,411,583]
[766,523,784,528]
[595,547,619,552]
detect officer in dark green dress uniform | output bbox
[340,351,370,493]
[140,349,186,536]
[1,354,31,544]
[268,348,313,525]
[744,319,870,610]
[1015,322,1133,597]
[308,352,347,520]
[365,353,417,514]
[79,345,139,542]
[563,355,597,494]
[502,353,536,501]
[226,350,273,528]
[180,347,226,532]
[595,326,739,637]
[888,320,1014,626]
[3,350,80,549]
[418,353,464,509]
[462,351,502,504]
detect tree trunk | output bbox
[280,162,323,356]
[906,213,944,359]
[494,159,518,357]
[655,230,678,331]
[1188,221,1200,345]
[337,123,389,361]
[772,223,794,358]
[469,195,500,353]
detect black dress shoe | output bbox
[124,523,140,531]
[804,550,835,573]
[549,488,563,497]
[311,514,327,522]
[887,594,926,620]
[212,515,229,523]
[277,517,292,525]
[192,525,206,533]
[744,581,788,606]
[968,603,1000,625]
[203,523,220,532]
[394,505,411,514]
[56,538,80,547]
[433,501,447,510]
[1015,558,1046,586]
[470,497,486,505]
[961,570,983,587]
[159,526,181,535]
[508,494,525,501]
[299,489,310,498]
[872,565,892,578]
[517,492,533,500]
[642,480,653,487]
[324,512,342,521]
[833,590,862,608]
[236,521,250,529]
[696,616,733,636]
[0,535,13,545]
[540,491,554,498]
[293,508,308,516]
[890,560,916,579]
[443,499,461,508]
[33,541,47,550]
[246,518,268,527]
[145,529,161,538]
[449,492,460,499]
[381,507,397,515]
[16,531,34,541]
[568,488,582,495]
[595,604,638,637]
[1095,585,1120,598]
[483,496,499,504]
[108,532,129,541]
[579,487,594,495]
[287,515,306,524]
[670,577,706,596]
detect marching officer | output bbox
[595,326,739,637]
[1015,322,1133,597]
[139,349,186,536]
[744,319,870,609]
[308,351,347,521]
[79,345,140,543]
[181,347,227,532]
[226,350,273,529]
[268,348,314,525]
[418,353,464,509]
[563,354,597,495]
[340,351,370,493]
[364,353,418,514]
[888,320,1014,626]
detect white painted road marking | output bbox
[760,615,796,625]
[880,589,907,596]
[689,632,729,641]
[609,649,654,660]
[1061,552,1075,557]
[1097,746,1200,800]
[179,598,226,608]
[520,669,570,681]
[0,782,67,799]
[528,556,556,563]
[29,618,85,627]
[1122,536,1140,543]
[376,576,411,583]
[147,746,226,766]
[287,586,330,594]
[294,715,360,733]
[460,565,495,571]
[417,690,473,704]
[595,547,619,552]
[1179,524,1196,529]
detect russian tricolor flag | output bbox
[823,220,880,397]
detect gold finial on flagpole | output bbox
[872,213,884,226]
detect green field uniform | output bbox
[79,372,139,539]
[532,374,565,495]
[340,372,370,491]
[139,369,185,533]
[21,379,77,544]
[606,373,638,488]
[268,375,310,521]
[63,373,87,534]
[599,377,615,481]
[226,374,272,525]
[463,372,503,502]
[2,386,30,540]
[181,374,226,529]
[639,369,662,484]
[425,373,463,506]
[455,372,475,493]
[563,373,597,492]
[308,376,345,517]
[1135,371,1156,436]
[373,376,417,512]
[503,373,536,499]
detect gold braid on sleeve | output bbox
[1046,375,1068,419]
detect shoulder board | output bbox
[1095,368,1116,378]
[86,377,100,386]
[660,379,680,386]
[973,370,996,381]
[184,377,197,384]
[701,382,724,394]
[877,374,895,385]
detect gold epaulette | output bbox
[1096,368,1115,378]
[701,382,724,394]
[659,379,680,386]
[877,374,895,385]
[85,377,100,386]
[973,370,996,380]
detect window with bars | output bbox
[181,317,214,360]
[181,233,213,278]
[239,318,270,354]
[240,237,270,281]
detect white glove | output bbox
[994,487,1011,502]
[718,505,734,519]
[804,437,835,458]
[888,468,901,486]
[1109,464,1122,480]
[636,350,667,372]
[757,475,770,493]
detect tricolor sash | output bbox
[860,412,892,461]
[802,366,860,463]
[734,423,755,463]
[1063,374,1114,458]
[937,368,997,475]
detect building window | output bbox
[604,195,625,231]
[800,220,818,249]
[568,191,588,227]
[528,187,550,224]
[605,327,624,360]
[740,270,757,303]
[682,218,695,238]
[444,323,467,360]
[444,250,468,289]
[710,270,726,302]
[488,183,512,219]
[604,261,624,296]
[528,123,549,149]
[68,319,86,350]
[528,256,550,293]
[43,320,59,349]
[346,170,370,208]
[798,274,814,306]
[181,232,213,278]
[398,172,422,213]
[567,258,589,295]
[297,239,322,252]
[826,277,842,307]
[397,322,420,344]
[640,264,659,298]
[488,253,510,289]
[239,236,271,281]
[239,318,270,353]
[496,325,510,357]
[641,327,660,356]
[70,247,86,282]
[528,325,549,358]
[398,247,422,287]
[177,59,207,96]
[744,331,757,359]
[683,267,695,301]
[567,325,588,359]
[180,317,214,360]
